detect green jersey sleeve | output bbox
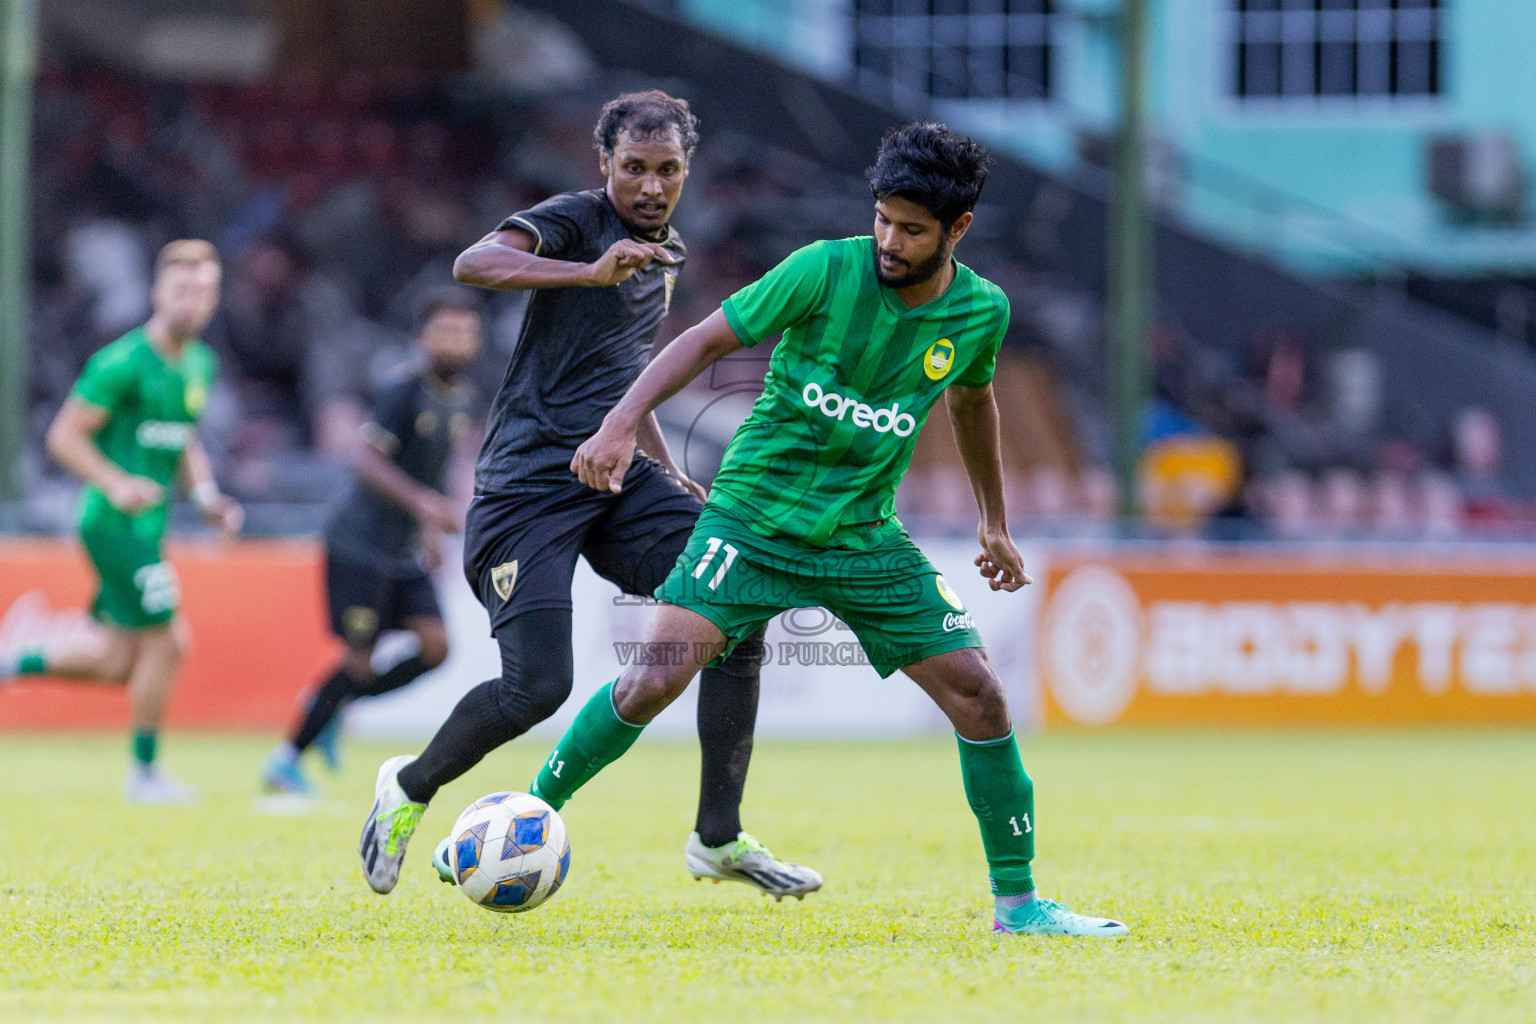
[721,242,832,347]
[953,293,1010,388]
[71,342,137,413]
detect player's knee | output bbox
[968,681,1010,736]
[947,662,1010,740]
[163,620,191,663]
[341,646,375,682]
[614,664,690,723]
[100,645,134,685]
[484,611,576,731]
[419,643,449,671]
[415,625,450,669]
[512,673,571,725]
[491,656,571,728]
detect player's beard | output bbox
[871,237,951,289]
[428,356,464,381]
[166,312,212,341]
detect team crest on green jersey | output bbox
[936,574,965,610]
[924,339,956,381]
[185,381,207,416]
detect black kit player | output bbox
[357,91,822,899]
[262,290,483,795]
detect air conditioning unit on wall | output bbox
[1426,134,1526,226]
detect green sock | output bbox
[15,651,46,675]
[956,730,1036,896]
[530,681,645,810]
[132,730,158,768]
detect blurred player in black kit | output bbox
[264,289,482,796]
[357,91,822,899]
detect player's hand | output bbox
[418,530,445,572]
[582,239,675,288]
[572,419,636,494]
[975,523,1032,592]
[105,475,164,514]
[673,473,708,504]
[654,459,707,503]
[201,494,244,536]
[414,492,461,535]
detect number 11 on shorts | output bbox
[691,537,738,591]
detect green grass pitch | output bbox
[1,729,1533,1023]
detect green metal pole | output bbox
[0,0,33,505]
[1107,0,1151,523]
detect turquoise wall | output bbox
[672,0,1536,274]
[1158,0,1536,273]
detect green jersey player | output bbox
[407,123,1126,934]
[0,240,242,803]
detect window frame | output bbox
[850,0,1060,106]
[1220,0,1448,110]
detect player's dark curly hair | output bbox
[866,122,993,227]
[415,286,480,332]
[593,90,699,159]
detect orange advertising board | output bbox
[11,539,1536,731]
[1038,552,1536,726]
[0,538,335,729]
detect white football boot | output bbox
[125,766,196,805]
[432,836,455,883]
[358,755,425,894]
[993,897,1130,937]
[684,831,823,901]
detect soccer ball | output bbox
[446,791,571,913]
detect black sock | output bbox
[398,681,507,804]
[694,633,763,848]
[291,666,363,751]
[397,608,573,805]
[359,655,434,697]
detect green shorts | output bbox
[81,529,180,630]
[654,505,984,677]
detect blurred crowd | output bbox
[1127,323,1532,540]
[29,66,503,511]
[21,64,1531,541]
[25,65,858,519]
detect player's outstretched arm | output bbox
[572,308,744,493]
[179,436,243,535]
[46,398,162,514]
[946,383,1032,591]
[453,227,674,291]
[354,440,461,536]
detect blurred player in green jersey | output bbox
[511,123,1128,934]
[0,240,242,803]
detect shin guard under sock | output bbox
[956,729,1036,896]
[530,682,645,809]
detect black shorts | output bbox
[325,551,443,647]
[464,455,703,634]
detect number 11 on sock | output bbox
[1009,814,1032,836]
